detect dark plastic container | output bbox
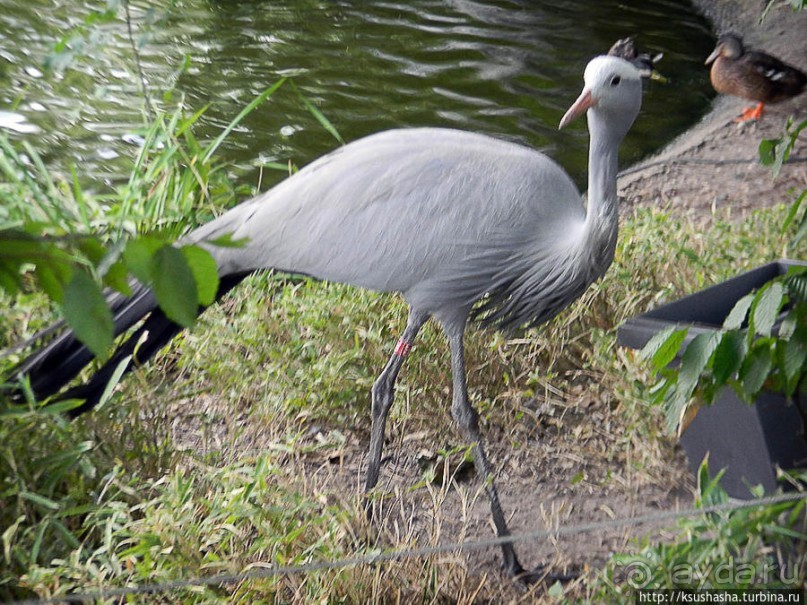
[617,260,807,499]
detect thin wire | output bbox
[123,0,154,122]
[8,490,806,605]
[617,155,807,178]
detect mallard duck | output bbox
[705,33,807,121]
[608,36,664,80]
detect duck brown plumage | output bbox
[705,33,807,121]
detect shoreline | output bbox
[620,0,807,219]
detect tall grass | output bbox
[0,78,337,601]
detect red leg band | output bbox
[394,338,412,357]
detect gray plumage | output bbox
[193,56,640,333]
[192,129,587,329]
[11,55,643,580]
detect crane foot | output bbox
[505,561,579,585]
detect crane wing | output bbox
[192,128,585,320]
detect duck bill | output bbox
[559,89,596,129]
[704,48,719,65]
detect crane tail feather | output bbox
[5,272,251,416]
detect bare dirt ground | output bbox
[167,1,806,601]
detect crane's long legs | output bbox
[363,309,548,582]
[442,321,529,580]
[364,308,429,494]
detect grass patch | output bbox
[3,199,805,602]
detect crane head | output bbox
[559,55,642,131]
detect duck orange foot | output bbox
[735,102,765,122]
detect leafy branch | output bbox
[641,268,807,434]
[2,34,342,369]
[640,115,807,436]
[0,75,289,362]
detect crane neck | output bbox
[586,114,621,221]
[582,112,622,272]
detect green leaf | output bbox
[723,293,754,330]
[180,245,219,306]
[679,247,699,262]
[0,260,23,294]
[293,81,345,145]
[203,78,288,163]
[77,237,106,265]
[785,270,807,303]
[759,117,807,179]
[758,138,777,166]
[2,516,25,563]
[206,233,249,248]
[49,518,80,549]
[780,324,807,394]
[102,258,132,296]
[792,204,807,247]
[0,230,51,260]
[758,136,786,179]
[123,236,165,284]
[640,326,687,371]
[680,332,721,387]
[738,344,774,400]
[665,332,720,432]
[96,355,133,410]
[35,261,73,304]
[782,189,806,234]
[19,490,60,511]
[61,269,114,359]
[696,459,727,508]
[40,398,87,416]
[779,311,798,340]
[151,245,198,328]
[711,330,746,384]
[751,282,785,337]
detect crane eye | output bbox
[610,75,622,87]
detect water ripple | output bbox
[0,0,715,189]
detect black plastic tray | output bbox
[617,259,807,351]
[616,259,807,498]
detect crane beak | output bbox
[559,89,596,129]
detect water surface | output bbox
[0,0,715,192]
